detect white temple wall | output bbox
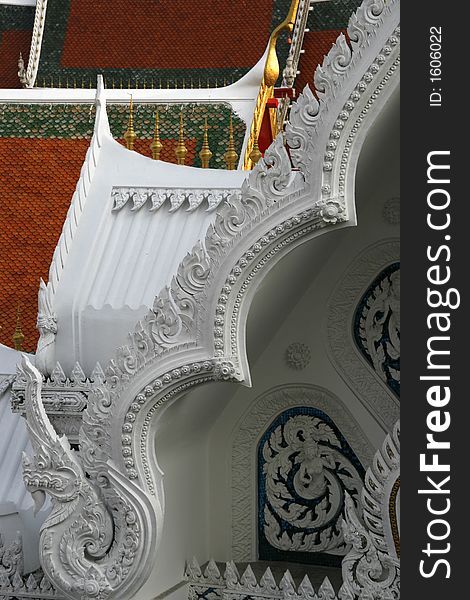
[137,88,400,589]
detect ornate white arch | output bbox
[326,239,400,430]
[21,2,400,598]
[231,383,376,561]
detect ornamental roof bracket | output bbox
[264,0,300,88]
[20,355,159,600]
[244,0,300,170]
[19,0,48,88]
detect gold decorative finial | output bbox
[264,0,299,87]
[150,111,163,160]
[12,304,25,352]
[175,112,188,165]
[224,115,238,170]
[199,117,212,168]
[124,95,137,151]
[249,122,262,166]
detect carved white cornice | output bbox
[19,0,47,88]
[22,2,400,597]
[185,557,354,600]
[111,187,240,213]
[326,239,400,429]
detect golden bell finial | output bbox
[224,115,238,170]
[175,112,188,165]
[199,117,212,168]
[124,95,137,151]
[150,111,163,160]
[249,122,263,166]
[12,304,25,352]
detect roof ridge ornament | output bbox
[264,0,300,87]
[12,304,25,352]
[224,115,238,170]
[124,95,137,151]
[150,111,163,160]
[199,117,212,168]
[248,121,262,166]
[19,0,48,88]
[175,112,188,165]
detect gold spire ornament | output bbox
[124,96,137,151]
[175,113,188,165]
[150,111,163,160]
[199,117,212,168]
[224,115,238,170]
[249,122,262,166]
[12,304,25,351]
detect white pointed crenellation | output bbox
[203,558,221,583]
[259,566,277,594]
[297,574,315,600]
[26,572,38,590]
[49,362,67,385]
[240,564,257,590]
[224,561,240,588]
[90,362,106,384]
[317,577,337,600]
[280,570,296,598]
[184,557,202,580]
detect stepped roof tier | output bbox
[0,0,364,353]
[0,76,257,352]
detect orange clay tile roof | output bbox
[36,0,293,88]
[61,0,275,70]
[0,4,34,88]
[0,138,89,352]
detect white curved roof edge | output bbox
[0,46,267,104]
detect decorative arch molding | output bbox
[326,239,400,430]
[21,2,400,598]
[231,384,375,561]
